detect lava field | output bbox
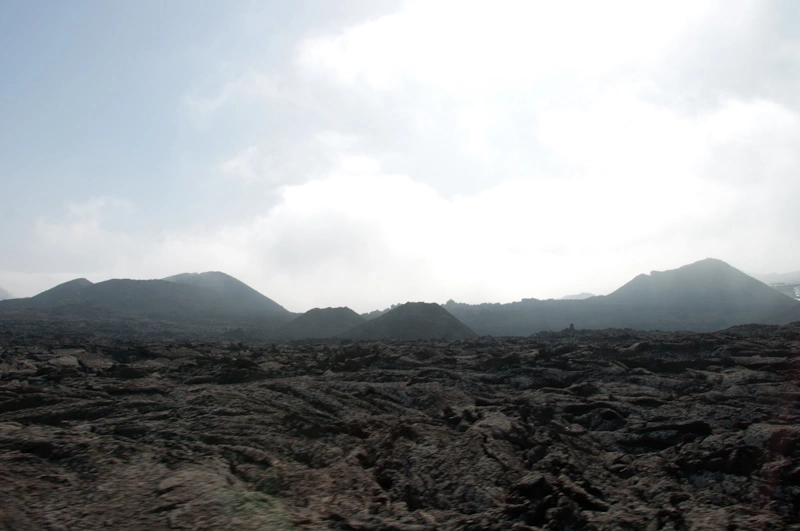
[1,324,800,530]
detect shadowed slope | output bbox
[343,302,477,340]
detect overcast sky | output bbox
[1,0,799,312]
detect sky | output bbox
[1,0,799,313]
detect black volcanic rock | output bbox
[342,302,477,340]
[1,324,799,529]
[276,307,365,339]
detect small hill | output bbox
[343,302,477,340]
[0,287,13,301]
[163,272,288,316]
[560,292,595,300]
[276,307,365,340]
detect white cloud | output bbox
[11,132,800,310]
[6,1,800,311]
[35,198,136,256]
[217,146,264,183]
[298,0,718,93]
[184,70,282,120]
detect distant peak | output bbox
[163,271,231,280]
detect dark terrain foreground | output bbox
[1,325,799,530]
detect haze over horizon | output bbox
[2,1,799,314]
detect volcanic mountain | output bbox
[276,307,366,340]
[342,302,477,340]
[26,278,93,307]
[604,258,795,309]
[445,258,800,335]
[162,272,288,316]
[0,273,293,337]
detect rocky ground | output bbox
[1,324,799,530]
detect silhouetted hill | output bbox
[560,292,595,300]
[343,302,477,340]
[446,259,800,335]
[0,287,12,301]
[0,274,294,338]
[604,258,795,309]
[276,307,365,340]
[31,278,94,306]
[163,272,288,316]
[753,270,800,285]
[361,307,391,321]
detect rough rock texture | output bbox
[1,324,800,530]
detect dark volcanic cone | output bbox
[342,302,477,340]
[277,307,366,340]
[163,271,289,317]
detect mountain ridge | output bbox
[2,258,797,338]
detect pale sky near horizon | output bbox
[1,0,799,313]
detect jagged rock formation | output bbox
[1,324,799,529]
[343,302,477,340]
[276,307,365,340]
